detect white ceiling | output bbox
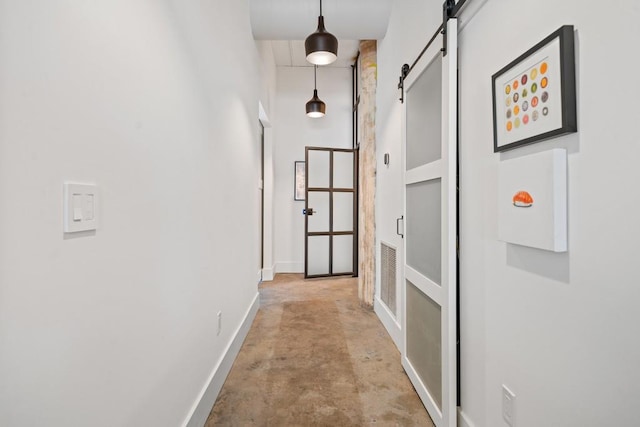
[250,0,391,67]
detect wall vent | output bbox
[380,242,397,316]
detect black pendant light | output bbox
[305,0,338,66]
[306,66,326,118]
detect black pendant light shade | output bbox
[306,66,326,118]
[305,0,338,65]
[306,89,326,118]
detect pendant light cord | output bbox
[314,65,317,90]
[320,0,323,17]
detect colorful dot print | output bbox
[541,91,549,103]
[502,58,551,133]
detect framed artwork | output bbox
[294,161,305,201]
[498,149,567,252]
[492,25,577,152]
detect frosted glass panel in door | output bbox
[333,235,353,274]
[333,192,353,232]
[307,236,330,276]
[307,191,329,233]
[406,280,442,410]
[333,151,354,189]
[406,179,441,285]
[406,54,442,171]
[308,150,330,188]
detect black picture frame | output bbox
[492,25,577,152]
[294,161,305,201]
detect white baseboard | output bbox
[262,265,275,281]
[374,296,402,349]
[182,292,260,427]
[275,262,303,273]
[458,408,477,427]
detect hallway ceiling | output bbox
[250,0,392,68]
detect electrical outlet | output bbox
[217,311,222,336]
[502,385,516,426]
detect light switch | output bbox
[73,194,83,221]
[84,194,94,220]
[64,183,98,233]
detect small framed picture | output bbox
[492,25,577,152]
[294,161,305,201]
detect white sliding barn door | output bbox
[402,19,458,427]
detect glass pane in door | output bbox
[307,191,330,233]
[333,151,354,188]
[307,236,330,276]
[308,150,330,188]
[406,179,442,285]
[332,192,353,232]
[332,235,353,274]
[406,55,442,171]
[406,279,442,410]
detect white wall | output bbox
[458,1,640,425]
[0,1,275,426]
[376,0,640,426]
[273,66,352,273]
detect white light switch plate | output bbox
[64,183,98,233]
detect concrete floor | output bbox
[206,274,433,426]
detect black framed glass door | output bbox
[304,147,358,279]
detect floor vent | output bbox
[380,242,397,316]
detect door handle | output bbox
[396,215,404,238]
[303,208,315,216]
